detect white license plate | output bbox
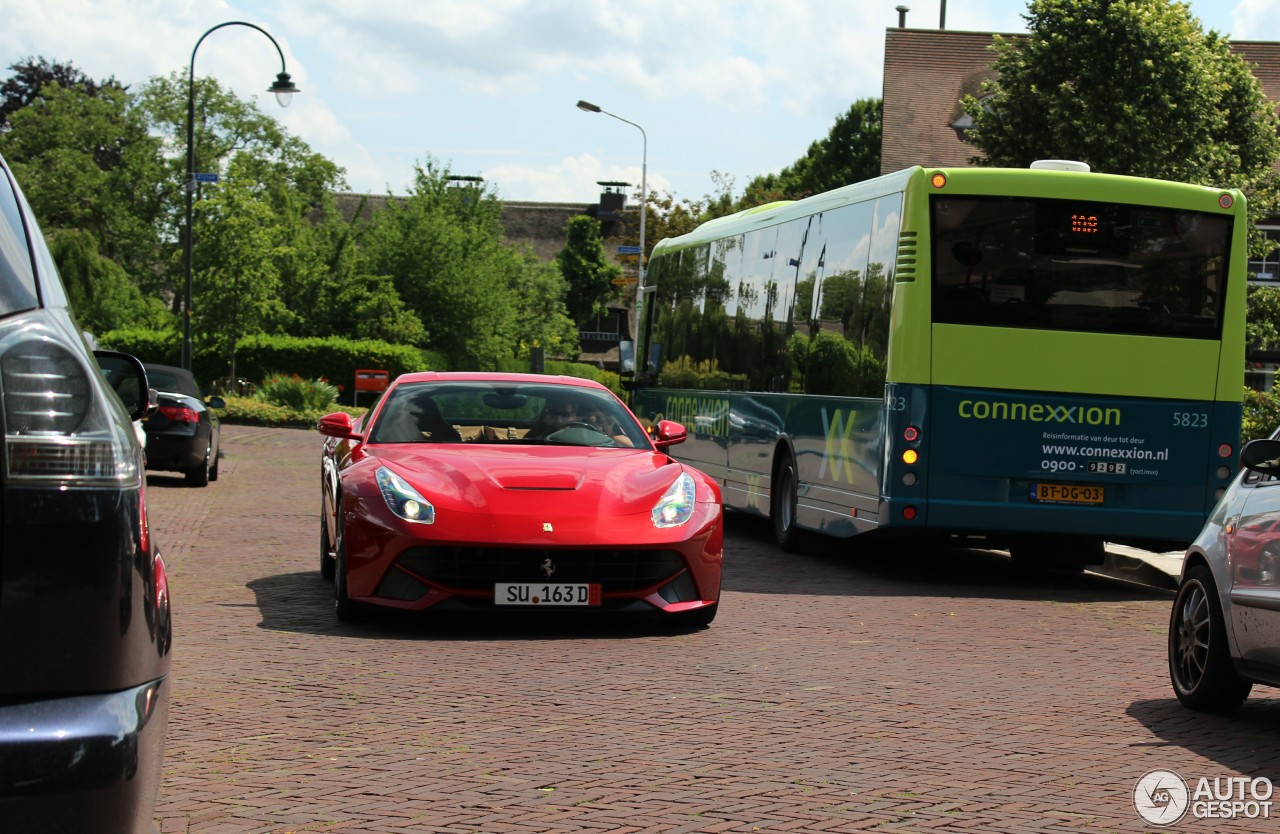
[494,583,601,606]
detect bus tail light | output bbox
[930,172,947,188]
[902,449,918,465]
[903,425,920,442]
[1218,443,1233,459]
[903,506,918,520]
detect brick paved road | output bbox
[147,425,1280,834]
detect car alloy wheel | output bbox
[319,496,335,581]
[333,501,367,623]
[1168,563,1252,712]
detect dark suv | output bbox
[0,153,171,831]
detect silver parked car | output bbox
[1169,430,1280,711]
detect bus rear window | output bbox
[931,195,1231,339]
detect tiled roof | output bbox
[881,29,1006,173]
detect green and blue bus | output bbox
[628,162,1247,566]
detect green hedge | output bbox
[98,330,431,399]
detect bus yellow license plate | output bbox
[1033,484,1104,505]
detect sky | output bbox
[0,0,1278,205]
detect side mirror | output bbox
[1241,438,1280,472]
[652,419,687,449]
[317,411,360,440]
[206,395,226,410]
[94,350,150,421]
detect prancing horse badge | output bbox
[542,522,553,532]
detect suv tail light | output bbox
[1,327,140,485]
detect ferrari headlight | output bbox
[376,466,435,524]
[651,472,696,528]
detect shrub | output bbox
[257,373,340,411]
[1243,386,1280,441]
[214,395,366,428]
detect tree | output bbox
[0,77,168,297]
[295,207,427,346]
[0,57,122,129]
[557,215,621,323]
[960,0,1280,251]
[358,159,529,369]
[192,155,290,378]
[135,71,348,312]
[510,252,580,359]
[47,228,170,334]
[1248,285,1280,352]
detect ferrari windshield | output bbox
[368,381,649,448]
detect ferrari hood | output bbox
[366,444,692,516]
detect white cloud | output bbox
[482,153,669,203]
[1229,0,1280,38]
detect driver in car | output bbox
[525,393,581,440]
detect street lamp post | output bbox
[575,100,647,345]
[182,21,299,371]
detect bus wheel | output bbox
[772,451,804,553]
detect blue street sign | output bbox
[194,172,220,183]
[616,245,641,254]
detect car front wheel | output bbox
[320,499,335,581]
[1169,563,1252,712]
[334,504,367,623]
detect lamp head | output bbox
[576,100,601,113]
[269,72,299,108]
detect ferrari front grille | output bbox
[394,547,687,593]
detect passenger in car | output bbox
[416,397,461,442]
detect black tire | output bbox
[333,506,367,623]
[320,500,335,581]
[184,449,211,487]
[1169,563,1252,712]
[209,449,220,482]
[772,451,804,553]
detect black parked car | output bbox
[141,363,223,486]
[0,153,171,832]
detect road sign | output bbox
[612,277,638,285]
[616,245,641,254]
[194,172,220,183]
